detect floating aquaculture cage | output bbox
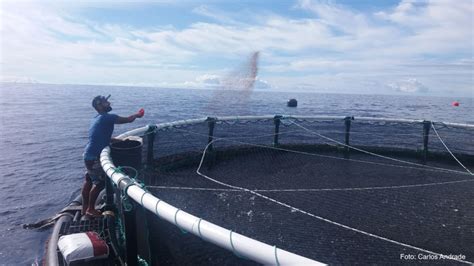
[100,115,474,265]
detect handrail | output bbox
[46,213,73,266]
[100,146,323,265]
[117,116,474,139]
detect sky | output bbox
[0,0,473,96]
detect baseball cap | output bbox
[92,94,111,109]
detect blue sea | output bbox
[0,82,472,264]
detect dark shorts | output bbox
[85,159,105,185]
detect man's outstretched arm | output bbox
[115,109,144,124]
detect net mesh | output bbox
[430,124,474,155]
[141,117,473,265]
[350,120,424,151]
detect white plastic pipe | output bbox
[117,117,474,139]
[100,147,324,265]
[46,214,73,266]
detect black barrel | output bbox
[287,99,297,107]
[111,137,143,174]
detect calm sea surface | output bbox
[0,83,472,264]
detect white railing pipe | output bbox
[100,147,324,265]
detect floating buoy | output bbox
[287,99,297,107]
[452,101,460,107]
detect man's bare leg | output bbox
[81,175,92,215]
[85,184,102,216]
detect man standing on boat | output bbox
[82,95,144,216]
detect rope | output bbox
[154,199,161,217]
[157,117,474,177]
[119,166,139,180]
[229,230,237,255]
[146,178,474,192]
[431,122,473,175]
[111,167,125,187]
[111,166,123,176]
[229,230,246,259]
[274,246,280,266]
[122,176,142,212]
[197,218,203,238]
[140,191,147,206]
[148,186,239,192]
[173,126,301,141]
[121,194,133,212]
[137,255,149,266]
[225,138,469,176]
[174,209,187,234]
[113,166,150,215]
[116,213,126,247]
[290,121,472,176]
[195,140,474,265]
[192,218,204,239]
[172,125,469,176]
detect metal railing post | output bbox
[104,177,115,211]
[117,178,139,266]
[344,116,353,155]
[124,202,138,266]
[207,117,217,152]
[135,204,151,264]
[422,120,431,163]
[273,115,282,147]
[146,125,157,165]
[118,177,151,265]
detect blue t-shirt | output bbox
[84,113,118,160]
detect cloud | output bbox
[373,0,473,55]
[196,74,221,85]
[254,79,271,90]
[181,74,271,91]
[0,76,40,83]
[0,1,472,96]
[387,78,429,93]
[297,0,473,58]
[296,0,369,35]
[376,0,472,29]
[192,5,244,26]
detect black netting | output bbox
[154,122,209,158]
[138,117,474,265]
[350,120,424,152]
[280,119,347,146]
[430,124,474,155]
[213,119,275,147]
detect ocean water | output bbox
[0,82,472,264]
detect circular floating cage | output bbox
[101,115,474,265]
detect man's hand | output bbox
[137,108,145,118]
